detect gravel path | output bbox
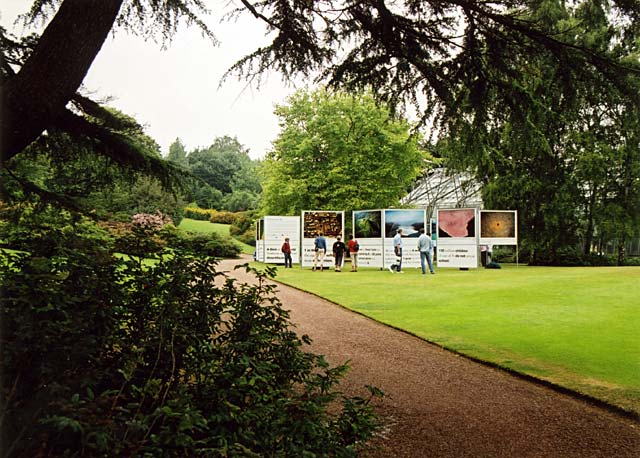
[219,258,640,457]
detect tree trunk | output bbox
[617,237,626,266]
[583,182,597,256]
[0,0,124,165]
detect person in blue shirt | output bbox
[389,228,404,273]
[417,228,435,274]
[312,232,327,271]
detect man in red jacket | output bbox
[281,237,292,268]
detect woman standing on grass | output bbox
[348,235,359,272]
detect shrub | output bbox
[229,212,254,237]
[235,228,257,247]
[183,206,216,221]
[131,210,173,230]
[161,227,242,258]
[209,210,238,225]
[229,212,256,246]
[624,256,640,266]
[1,218,381,457]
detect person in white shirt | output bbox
[417,228,435,274]
[389,228,404,273]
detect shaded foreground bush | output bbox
[0,219,381,457]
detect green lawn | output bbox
[263,262,640,415]
[178,218,254,254]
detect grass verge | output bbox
[178,218,254,255]
[265,262,640,415]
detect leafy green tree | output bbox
[187,136,255,194]
[191,184,224,210]
[4,1,637,180]
[179,136,262,211]
[438,1,640,264]
[2,109,187,224]
[261,89,424,215]
[166,137,188,168]
[223,190,260,212]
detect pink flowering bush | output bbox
[131,211,173,232]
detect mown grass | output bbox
[178,218,254,254]
[265,262,640,415]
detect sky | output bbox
[1,1,304,159]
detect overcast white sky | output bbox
[1,1,304,159]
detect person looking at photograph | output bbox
[332,235,346,272]
[313,232,327,271]
[417,228,435,275]
[389,228,404,273]
[347,235,359,272]
[281,237,292,268]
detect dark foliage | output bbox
[0,214,381,457]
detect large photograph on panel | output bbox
[479,210,517,245]
[438,208,476,238]
[384,209,424,238]
[301,211,344,268]
[353,210,384,268]
[436,208,478,268]
[354,210,382,238]
[383,209,425,269]
[303,211,343,238]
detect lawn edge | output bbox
[273,277,640,423]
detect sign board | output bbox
[479,210,518,246]
[301,211,344,268]
[383,209,426,270]
[353,210,384,268]
[263,216,301,264]
[436,208,478,268]
[255,218,265,262]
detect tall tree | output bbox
[439,0,640,264]
[3,0,638,175]
[171,136,261,210]
[1,0,213,187]
[261,88,424,215]
[229,1,639,126]
[166,137,188,168]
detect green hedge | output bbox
[0,214,381,456]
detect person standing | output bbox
[389,228,404,273]
[313,232,327,271]
[347,235,359,272]
[332,235,346,272]
[281,237,292,268]
[417,228,435,274]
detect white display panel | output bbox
[479,210,518,246]
[383,209,426,270]
[436,245,479,268]
[301,211,344,268]
[353,210,384,268]
[436,208,479,269]
[263,216,301,264]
